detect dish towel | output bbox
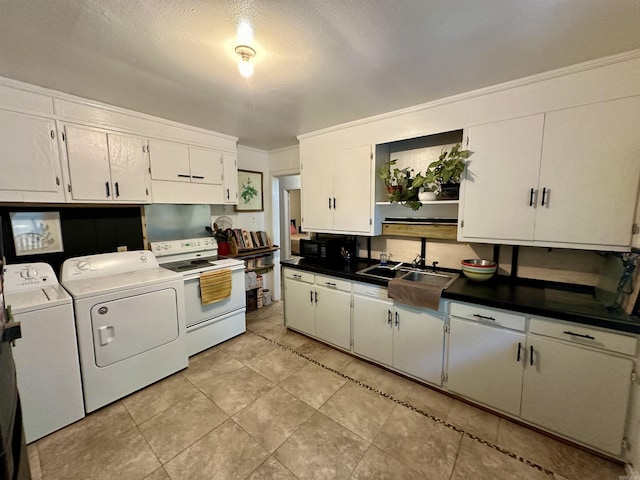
[387,278,443,311]
[200,269,232,305]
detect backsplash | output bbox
[0,206,144,274]
[362,235,605,286]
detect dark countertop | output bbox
[281,257,640,334]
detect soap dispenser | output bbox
[380,249,388,266]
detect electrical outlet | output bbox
[117,246,127,252]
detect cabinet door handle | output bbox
[529,188,535,207]
[105,181,110,198]
[473,314,496,322]
[115,181,120,198]
[387,310,392,326]
[516,342,522,362]
[192,175,205,179]
[541,187,548,207]
[529,345,534,366]
[395,312,399,327]
[563,330,595,340]
[315,291,318,304]
[309,290,313,303]
[333,197,336,209]
[226,188,230,200]
[177,174,191,178]
[328,197,332,209]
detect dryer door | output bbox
[91,288,179,367]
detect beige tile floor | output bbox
[27,301,627,480]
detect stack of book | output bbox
[231,229,272,251]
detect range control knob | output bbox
[20,268,38,279]
[77,261,91,271]
[140,255,147,262]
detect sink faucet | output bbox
[412,254,422,268]
[431,261,439,273]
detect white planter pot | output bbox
[418,191,437,201]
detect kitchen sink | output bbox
[356,263,459,289]
[399,270,459,289]
[356,264,407,279]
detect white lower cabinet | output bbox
[352,292,394,366]
[447,302,637,456]
[285,274,637,456]
[314,281,351,350]
[283,271,316,336]
[352,284,445,385]
[447,317,526,416]
[521,321,635,456]
[393,304,445,385]
[283,269,351,349]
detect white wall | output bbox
[211,146,273,297]
[266,146,301,301]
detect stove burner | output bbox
[159,255,220,273]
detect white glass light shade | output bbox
[238,57,254,77]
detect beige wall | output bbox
[361,235,605,286]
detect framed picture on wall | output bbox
[10,211,64,256]
[235,169,264,212]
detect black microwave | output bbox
[299,238,356,261]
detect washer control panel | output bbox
[60,250,159,280]
[3,262,58,290]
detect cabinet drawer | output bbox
[529,317,637,356]
[315,274,351,292]
[283,269,314,284]
[449,302,527,332]
[352,282,388,300]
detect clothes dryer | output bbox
[61,251,187,413]
[3,262,84,442]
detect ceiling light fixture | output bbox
[235,45,256,78]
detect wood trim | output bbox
[382,223,457,239]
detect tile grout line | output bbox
[248,328,555,478]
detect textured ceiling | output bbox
[1,1,640,150]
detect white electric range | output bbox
[150,237,246,356]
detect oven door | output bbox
[183,268,245,328]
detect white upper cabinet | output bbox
[148,139,229,204]
[62,124,150,203]
[222,152,238,204]
[459,96,640,251]
[534,97,640,247]
[107,134,150,202]
[301,144,375,235]
[183,147,223,185]
[0,110,65,202]
[147,139,191,182]
[459,114,544,241]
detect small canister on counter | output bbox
[257,287,264,308]
[263,289,272,305]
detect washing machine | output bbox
[60,250,187,413]
[3,262,85,442]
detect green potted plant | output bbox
[427,143,473,199]
[376,159,411,200]
[377,161,437,210]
